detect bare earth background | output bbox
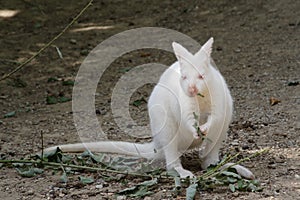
[0,0,299,199]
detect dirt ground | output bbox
[0,0,299,199]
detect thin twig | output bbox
[40,131,44,160]
[0,0,94,82]
[0,59,21,65]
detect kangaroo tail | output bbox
[44,141,158,160]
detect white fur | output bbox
[44,38,254,179]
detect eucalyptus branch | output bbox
[200,148,270,180]
[0,0,93,82]
[0,159,152,178]
[200,153,240,179]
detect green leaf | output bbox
[12,163,25,167]
[79,176,94,184]
[46,96,58,105]
[247,183,258,192]
[139,178,157,186]
[61,154,73,163]
[229,184,236,192]
[237,180,246,189]
[32,168,44,174]
[118,186,137,194]
[47,77,59,82]
[192,112,199,120]
[60,172,68,183]
[16,167,43,178]
[118,178,157,198]
[62,80,75,86]
[58,96,72,103]
[4,111,16,118]
[186,183,198,200]
[197,93,205,97]
[119,67,132,73]
[166,169,180,177]
[16,168,36,177]
[80,150,91,157]
[132,100,142,107]
[132,97,146,107]
[174,176,181,190]
[40,147,63,162]
[91,153,106,164]
[227,177,238,183]
[34,22,42,28]
[221,171,242,179]
[131,187,153,197]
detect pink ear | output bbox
[172,42,191,62]
[201,37,214,57]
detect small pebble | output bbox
[116,195,126,200]
[216,46,223,51]
[59,192,65,197]
[268,163,277,169]
[295,174,300,179]
[27,190,34,195]
[80,49,89,56]
[242,144,250,150]
[95,184,103,189]
[70,39,77,44]
[232,192,239,197]
[234,48,241,53]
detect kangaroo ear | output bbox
[172,42,191,62]
[200,37,214,57]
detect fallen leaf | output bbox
[186,183,197,200]
[79,176,94,184]
[140,52,151,57]
[4,111,16,118]
[270,97,281,106]
[287,81,299,86]
[60,172,68,183]
[62,80,75,86]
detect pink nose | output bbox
[188,84,198,96]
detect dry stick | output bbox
[40,131,44,160]
[0,148,269,180]
[0,0,94,82]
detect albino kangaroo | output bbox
[44,38,254,179]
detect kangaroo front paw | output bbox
[193,132,201,139]
[200,123,209,135]
[174,167,195,178]
[192,123,209,139]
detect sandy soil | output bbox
[0,0,299,199]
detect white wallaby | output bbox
[44,38,254,179]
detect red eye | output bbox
[198,74,204,79]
